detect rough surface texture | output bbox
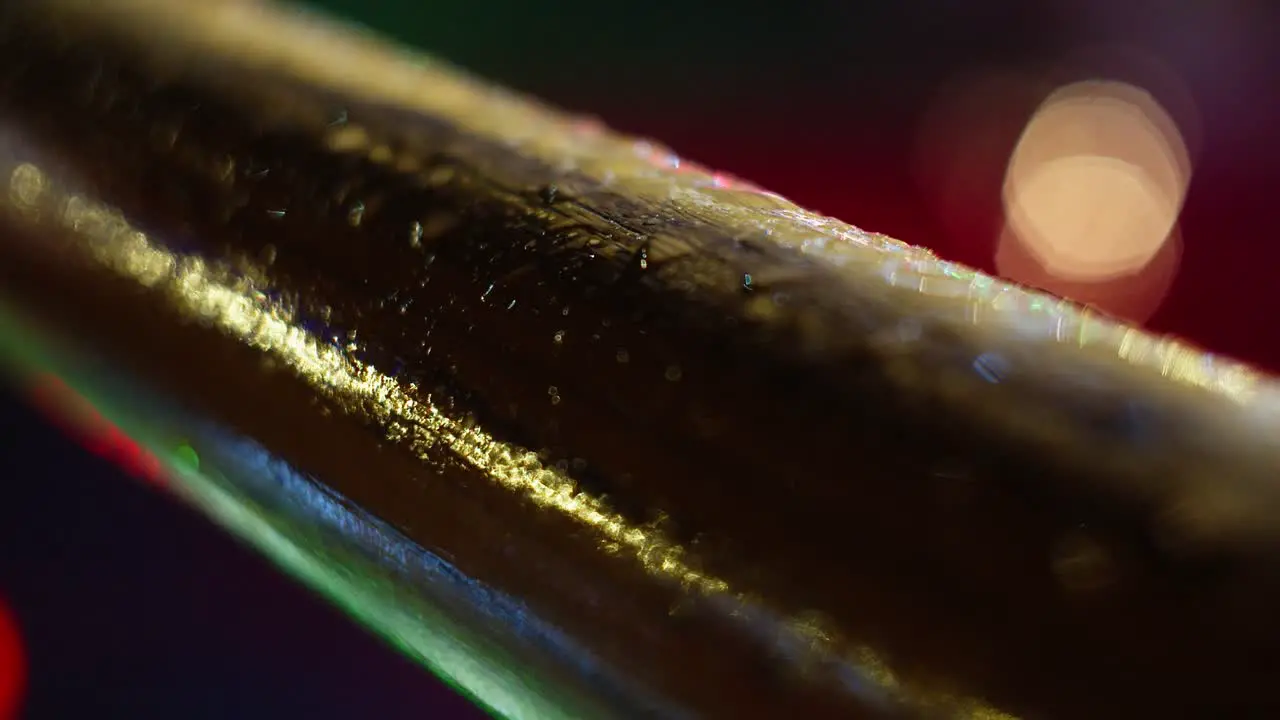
[2,2,1280,718]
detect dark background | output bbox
[2,1,1278,717]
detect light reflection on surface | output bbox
[2,159,1024,718]
[0,595,22,720]
[41,0,1268,405]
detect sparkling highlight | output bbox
[1,159,1007,716]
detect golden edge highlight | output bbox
[5,155,1016,719]
[37,0,1269,405]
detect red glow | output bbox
[0,596,24,720]
[26,373,166,487]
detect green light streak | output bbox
[0,300,606,720]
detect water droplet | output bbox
[425,166,454,187]
[419,213,458,242]
[550,394,562,406]
[547,386,558,396]
[561,306,571,317]
[150,121,180,150]
[326,125,369,152]
[637,247,649,270]
[553,330,566,345]
[665,365,683,382]
[174,444,200,472]
[214,155,236,184]
[746,294,778,320]
[266,208,286,219]
[348,201,365,227]
[395,155,422,173]
[743,273,754,291]
[616,349,630,364]
[506,299,517,310]
[408,221,424,248]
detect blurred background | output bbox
[2,0,1278,717]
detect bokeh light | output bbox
[998,79,1193,321]
[0,596,23,720]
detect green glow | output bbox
[173,444,200,472]
[0,302,606,720]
